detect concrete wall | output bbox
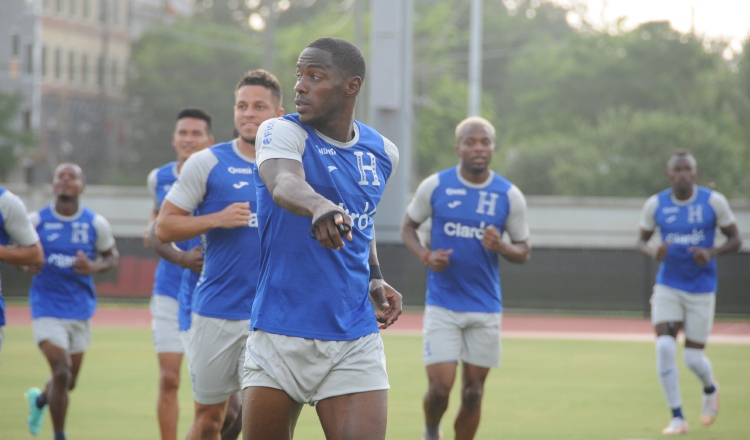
[3,185,748,316]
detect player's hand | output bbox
[180,246,203,273]
[73,250,95,275]
[215,202,252,229]
[22,263,44,275]
[653,242,672,260]
[142,223,152,248]
[687,246,713,266]
[481,225,503,252]
[369,279,402,330]
[425,248,453,272]
[310,207,352,250]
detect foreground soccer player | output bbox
[401,116,530,440]
[638,150,741,435]
[25,163,119,440]
[242,37,402,440]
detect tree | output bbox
[124,20,263,182]
[502,109,746,198]
[0,92,35,180]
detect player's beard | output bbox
[240,136,255,146]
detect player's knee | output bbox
[426,382,451,402]
[51,365,72,388]
[195,406,225,434]
[656,335,676,357]
[461,384,484,410]
[683,348,704,371]
[68,376,79,391]
[159,368,180,391]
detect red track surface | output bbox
[5,305,750,344]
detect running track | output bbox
[6,306,750,344]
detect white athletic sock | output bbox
[656,335,682,409]
[683,347,714,388]
[423,425,441,440]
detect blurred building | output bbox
[0,0,136,184]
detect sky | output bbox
[549,0,750,55]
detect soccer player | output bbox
[146,108,214,440]
[25,163,119,440]
[400,116,531,440]
[0,186,44,361]
[155,69,284,440]
[242,37,402,440]
[637,150,742,435]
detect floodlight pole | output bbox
[368,0,413,243]
[468,0,483,116]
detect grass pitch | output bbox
[0,327,748,439]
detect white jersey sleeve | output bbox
[256,118,308,168]
[639,195,659,231]
[406,173,440,225]
[92,214,116,252]
[146,168,159,211]
[28,211,41,228]
[382,136,400,181]
[505,185,530,242]
[0,191,39,246]
[165,149,218,213]
[708,191,736,228]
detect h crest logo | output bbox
[71,222,90,244]
[687,205,703,224]
[354,152,381,186]
[475,191,499,216]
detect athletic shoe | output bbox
[25,387,45,436]
[700,381,720,426]
[661,417,688,436]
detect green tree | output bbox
[503,109,746,197]
[124,20,263,182]
[0,92,35,180]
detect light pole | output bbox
[468,0,483,117]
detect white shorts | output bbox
[32,318,92,354]
[189,314,249,405]
[180,328,193,362]
[650,284,716,344]
[151,295,183,354]
[423,305,501,368]
[242,330,389,406]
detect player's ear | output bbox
[344,76,362,98]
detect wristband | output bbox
[422,250,431,265]
[369,264,383,280]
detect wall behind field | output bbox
[3,185,748,317]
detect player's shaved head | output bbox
[307,37,366,83]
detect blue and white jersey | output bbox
[165,140,258,320]
[640,186,736,294]
[28,205,115,320]
[0,187,40,326]
[252,114,399,341]
[177,236,201,331]
[147,162,191,300]
[406,167,529,313]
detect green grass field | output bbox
[1,327,748,439]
